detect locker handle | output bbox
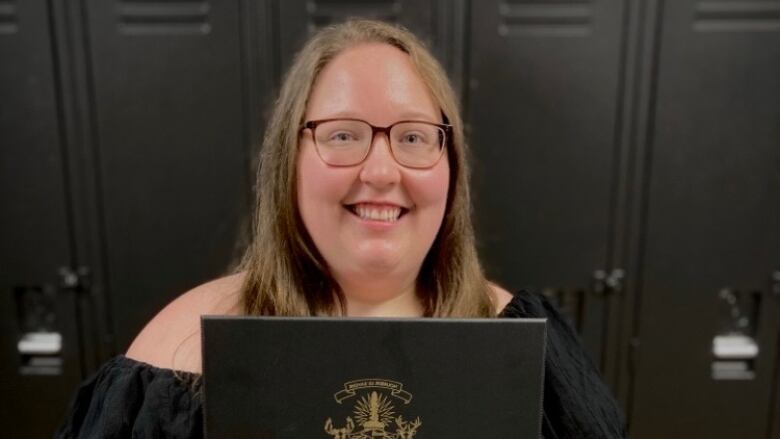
[712,334,758,359]
[17,331,62,355]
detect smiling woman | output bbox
[297,43,454,316]
[240,21,497,320]
[56,19,626,439]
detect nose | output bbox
[359,132,401,187]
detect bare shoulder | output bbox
[125,271,246,374]
[489,281,514,315]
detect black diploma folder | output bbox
[202,316,546,438]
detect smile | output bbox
[344,203,410,223]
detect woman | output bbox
[57,20,626,438]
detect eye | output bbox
[400,132,426,144]
[403,134,420,143]
[328,131,358,143]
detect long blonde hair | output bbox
[238,19,494,317]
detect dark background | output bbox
[1,0,778,437]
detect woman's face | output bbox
[297,43,450,304]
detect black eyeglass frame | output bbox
[301,118,453,169]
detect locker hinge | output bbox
[58,266,92,294]
[771,270,780,298]
[628,336,640,378]
[592,268,625,297]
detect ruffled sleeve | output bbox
[55,355,203,439]
[501,290,627,439]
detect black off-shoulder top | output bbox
[55,291,627,438]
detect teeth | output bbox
[354,204,402,222]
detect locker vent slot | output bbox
[306,0,401,33]
[0,1,18,34]
[694,0,780,32]
[498,0,592,37]
[117,1,210,35]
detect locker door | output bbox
[276,0,454,85]
[630,0,780,437]
[82,0,250,351]
[0,1,85,437]
[467,0,626,365]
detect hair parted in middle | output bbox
[237,19,495,317]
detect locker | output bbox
[81,0,250,350]
[467,0,627,368]
[629,0,780,436]
[0,1,84,436]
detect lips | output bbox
[343,203,410,222]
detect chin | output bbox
[350,243,405,268]
[336,257,407,286]
[356,257,403,276]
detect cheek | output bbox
[296,142,358,246]
[408,158,450,213]
[403,159,450,263]
[298,144,344,209]
[297,145,331,235]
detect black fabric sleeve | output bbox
[55,355,203,439]
[502,290,628,439]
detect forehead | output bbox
[306,43,441,124]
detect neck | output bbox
[339,282,424,317]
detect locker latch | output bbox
[592,268,625,296]
[711,288,760,380]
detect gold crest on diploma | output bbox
[324,379,422,438]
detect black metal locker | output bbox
[81,0,250,351]
[467,0,627,368]
[629,0,780,437]
[0,1,85,437]
[4,1,779,437]
[275,0,466,93]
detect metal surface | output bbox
[80,0,250,351]
[467,0,626,368]
[629,0,780,437]
[275,0,459,87]
[0,1,84,436]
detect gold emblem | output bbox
[324,379,422,438]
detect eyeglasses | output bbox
[302,118,452,169]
